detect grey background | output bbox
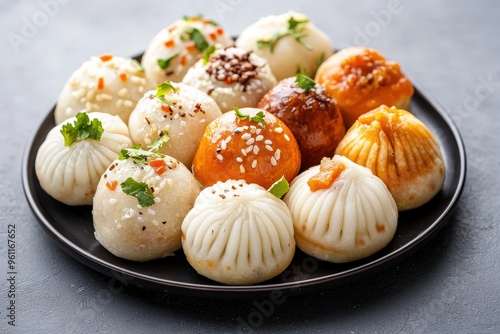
[1,0,499,333]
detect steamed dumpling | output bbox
[181,179,295,285]
[93,149,201,261]
[54,54,151,124]
[284,155,398,263]
[335,105,446,211]
[35,112,132,206]
[236,11,333,80]
[128,82,222,168]
[141,16,234,85]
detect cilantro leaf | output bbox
[120,177,155,207]
[233,106,266,127]
[155,81,178,104]
[202,44,216,64]
[60,112,104,146]
[267,176,290,198]
[147,131,170,152]
[157,53,179,70]
[181,27,209,52]
[257,16,311,53]
[119,145,163,165]
[295,73,316,92]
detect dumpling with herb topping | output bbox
[54,54,152,124]
[181,179,295,285]
[92,146,201,262]
[182,46,277,111]
[236,11,333,80]
[141,15,233,86]
[128,82,222,168]
[35,112,133,206]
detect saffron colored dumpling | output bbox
[141,16,233,85]
[35,112,132,206]
[335,105,446,211]
[128,82,222,167]
[182,46,277,111]
[284,155,398,263]
[54,54,151,124]
[93,150,201,261]
[192,107,301,189]
[236,11,333,80]
[315,47,414,127]
[181,179,295,285]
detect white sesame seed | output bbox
[246,138,255,145]
[271,157,277,166]
[217,154,224,161]
[241,133,251,140]
[265,145,273,151]
[256,129,262,135]
[180,120,187,127]
[118,88,128,98]
[246,145,253,153]
[250,125,257,133]
[109,198,117,205]
[152,220,159,226]
[124,100,134,108]
[115,99,124,108]
[241,148,247,156]
[252,160,257,168]
[87,89,97,101]
[274,149,281,160]
[239,165,246,173]
[236,157,243,163]
[264,139,273,145]
[225,136,232,143]
[199,119,206,123]
[284,134,290,141]
[138,216,145,223]
[255,135,264,142]
[221,140,227,150]
[274,127,283,133]
[243,126,249,130]
[154,197,161,203]
[253,145,259,154]
[96,93,113,102]
[148,208,156,215]
[167,178,173,187]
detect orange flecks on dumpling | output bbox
[315,47,414,128]
[335,105,445,211]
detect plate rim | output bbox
[21,80,467,297]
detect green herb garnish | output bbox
[295,73,316,92]
[147,131,170,152]
[234,106,266,127]
[202,44,216,64]
[257,16,311,53]
[157,54,179,70]
[267,176,290,198]
[315,53,326,68]
[181,27,209,52]
[155,81,178,104]
[60,112,104,146]
[120,177,155,207]
[119,145,164,165]
[132,59,145,72]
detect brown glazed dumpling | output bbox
[335,105,445,211]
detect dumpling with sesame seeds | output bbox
[92,147,201,262]
[182,46,277,112]
[181,179,295,285]
[128,82,222,168]
[54,54,153,124]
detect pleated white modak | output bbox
[181,179,295,285]
[284,155,398,263]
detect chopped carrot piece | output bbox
[180,54,187,66]
[106,180,118,191]
[216,28,224,35]
[99,54,113,62]
[155,165,167,175]
[161,105,172,113]
[150,159,167,175]
[97,77,105,90]
[119,72,128,82]
[186,43,197,53]
[307,158,346,191]
[164,40,175,48]
[209,32,217,41]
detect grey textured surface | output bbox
[1,0,499,333]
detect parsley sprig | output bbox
[180,27,209,52]
[157,54,179,70]
[155,82,178,105]
[60,112,104,146]
[234,106,266,127]
[120,177,155,207]
[295,73,317,92]
[257,17,311,53]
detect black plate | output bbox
[22,82,466,299]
